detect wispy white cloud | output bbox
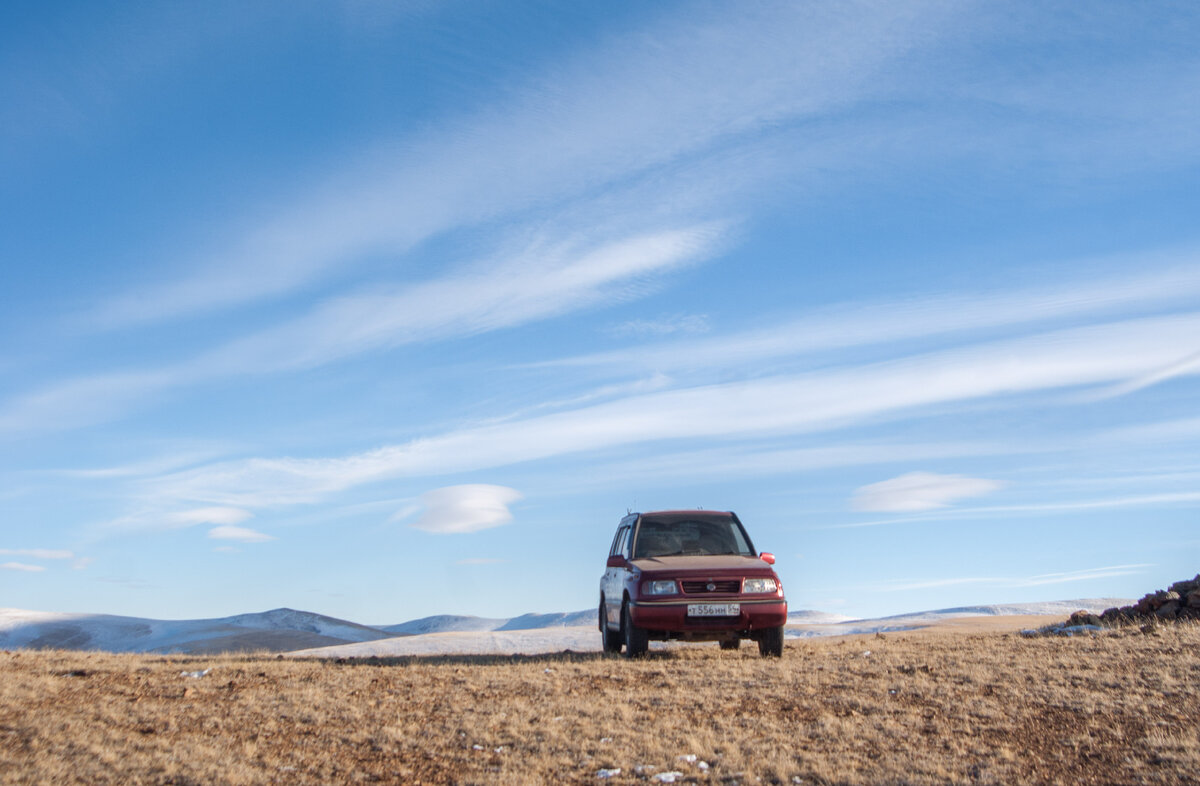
[1,562,46,573]
[455,558,507,566]
[539,258,1200,374]
[409,485,522,534]
[0,548,74,560]
[1016,565,1152,587]
[833,491,1200,529]
[50,448,235,479]
[605,314,710,339]
[1098,416,1200,446]
[142,311,1200,509]
[200,224,725,374]
[10,5,1199,443]
[1089,349,1200,401]
[97,506,256,536]
[883,564,1151,592]
[207,525,275,543]
[558,440,1023,491]
[973,493,1200,515]
[169,508,253,527]
[851,472,1003,512]
[88,3,943,328]
[1,224,724,434]
[0,370,178,435]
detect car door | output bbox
[602,524,631,627]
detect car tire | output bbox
[600,600,622,654]
[719,638,740,650]
[757,625,784,657]
[622,602,648,658]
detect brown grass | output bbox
[2,622,1198,785]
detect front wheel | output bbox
[757,625,784,657]
[622,602,648,658]
[600,600,622,654]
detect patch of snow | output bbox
[497,610,595,630]
[290,625,603,658]
[380,609,594,635]
[379,614,508,635]
[785,623,920,640]
[788,609,859,624]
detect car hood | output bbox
[631,554,772,573]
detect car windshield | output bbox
[632,514,754,559]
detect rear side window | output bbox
[609,525,631,558]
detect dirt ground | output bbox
[2,619,1197,785]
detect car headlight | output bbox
[643,579,678,595]
[743,577,777,593]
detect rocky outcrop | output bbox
[1071,575,1200,627]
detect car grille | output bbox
[681,579,741,594]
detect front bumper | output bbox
[630,598,787,633]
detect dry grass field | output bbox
[2,621,1198,785]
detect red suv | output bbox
[599,510,787,657]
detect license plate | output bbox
[687,603,740,617]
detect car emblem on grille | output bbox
[706,582,716,592]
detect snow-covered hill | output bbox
[380,614,508,636]
[380,610,595,635]
[0,607,392,654]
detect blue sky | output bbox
[2,1,1198,623]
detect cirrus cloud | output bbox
[0,548,74,560]
[1,562,46,573]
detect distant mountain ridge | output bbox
[0,599,1132,655]
[0,606,599,654]
[0,607,393,655]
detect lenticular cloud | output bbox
[851,471,1002,512]
[411,484,523,534]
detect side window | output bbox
[610,526,631,558]
[610,526,631,559]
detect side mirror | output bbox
[606,555,628,569]
[759,552,776,565]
